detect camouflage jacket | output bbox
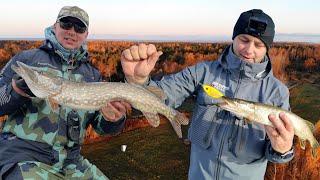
[0,40,125,171]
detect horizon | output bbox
[1,33,320,44]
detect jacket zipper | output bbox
[233,62,244,98]
[215,62,244,179]
[235,63,246,151]
[215,114,230,180]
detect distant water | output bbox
[0,34,319,43]
[275,34,320,43]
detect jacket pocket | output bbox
[228,117,267,163]
[189,103,220,149]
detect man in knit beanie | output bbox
[120,9,295,179]
[232,9,276,63]
[233,9,275,49]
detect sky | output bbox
[0,0,319,41]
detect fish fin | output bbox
[146,86,167,100]
[169,120,183,138]
[169,111,189,138]
[47,97,59,113]
[300,139,306,150]
[142,112,160,127]
[304,120,315,132]
[202,84,224,99]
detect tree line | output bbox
[0,40,319,84]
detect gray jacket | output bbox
[150,46,293,179]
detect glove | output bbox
[12,74,35,97]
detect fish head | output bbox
[202,84,224,99]
[11,61,62,98]
[219,97,255,118]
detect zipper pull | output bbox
[67,58,75,72]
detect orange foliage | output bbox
[269,47,290,83]
[0,49,10,62]
[0,116,7,122]
[304,58,317,72]
[0,116,7,133]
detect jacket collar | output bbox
[39,40,89,64]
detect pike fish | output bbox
[202,84,320,156]
[11,61,189,138]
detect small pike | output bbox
[202,84,320,157]
[11,62,189,138]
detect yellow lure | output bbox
[201,84,224,99]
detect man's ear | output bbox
[53,23,57,32]
[84,30,89,39]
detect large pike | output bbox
[11,61,189,138]
[202,84,320,156]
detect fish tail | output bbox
[169,111,189,138]
[175,111,189,125]
[304,120,319,158]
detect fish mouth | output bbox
[11,62,39,84]
[218,97,244,116]
[219,98,237,111]
[17,61,40,83]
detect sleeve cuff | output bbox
[267,145,294,163]
[7,83,29,100]
[98,115,126,135]
[124,76,150,86]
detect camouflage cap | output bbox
[57,6,89,27]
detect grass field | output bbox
[290,83,320,124]
[82,122,190,179]
[82,82,320,179]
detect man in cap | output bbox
[121,9,294,179]
[0,6,130,179]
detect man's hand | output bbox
[100,101,131,122]
[11,75,35,98]
[265,112,294,154]
[121,43,163,84]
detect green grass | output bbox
[81,122,190,179]
[290,83,320,124]
[82,82,320,179]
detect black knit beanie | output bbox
[232,9,275,49]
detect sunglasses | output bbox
[58,18,87,34]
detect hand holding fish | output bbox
[265,112,295,154]
[121,44,163,84]
[101,101,132,122]
[11,75,35,98]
